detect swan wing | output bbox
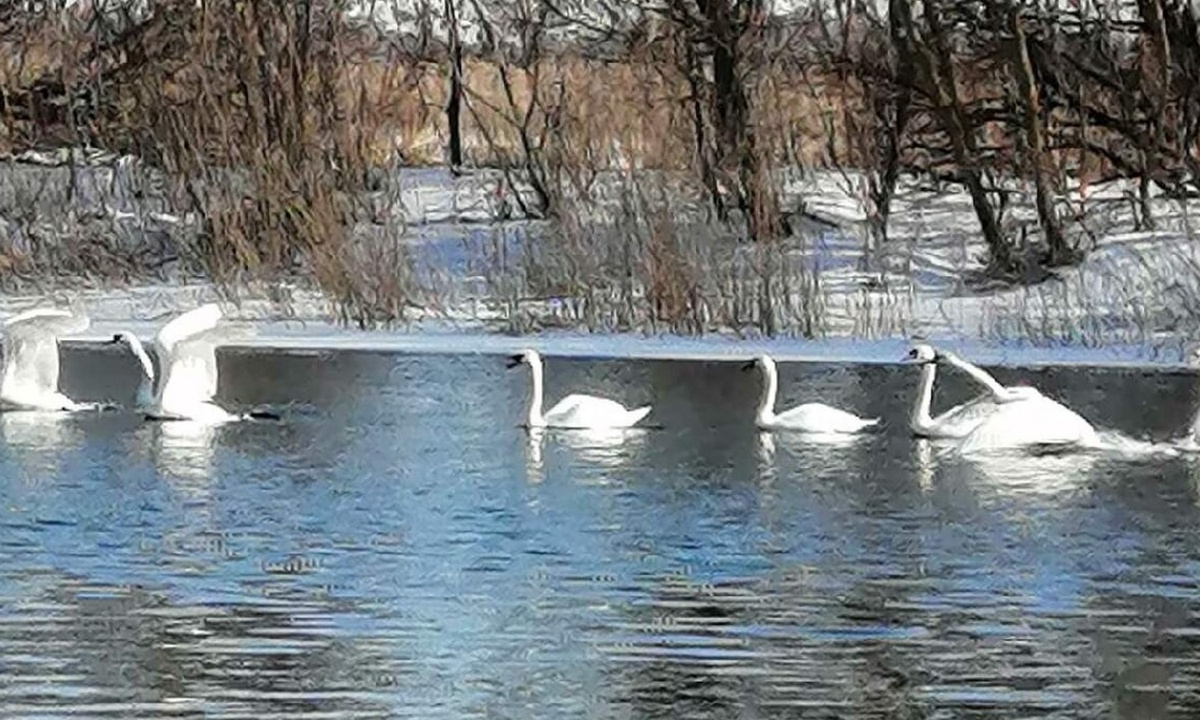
[958,396,1096,455]
[544,393,644,428]
[0,309,88,399]
[158,336,223,409]
[154,303,222,351]
[155,306,240,411]
[4,308,90,337]
[773,402,879,433]
[929,392,1004,437]
[2,332,63,397]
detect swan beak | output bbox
[740,361,755,371]
[106,334,121,345]
[505,354,523,369]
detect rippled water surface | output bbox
[4,348,1200,719]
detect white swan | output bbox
[0,307,95,411]
[506,349,651,429]
[111,304,272,424]
[938,349,1099,455]
[744,354,878,433]
[109,330,157,411]
[907,343,1009,439]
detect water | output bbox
[4,347,1200,718]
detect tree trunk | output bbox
[897,0,1011,271]
[682,39,727,222]
[694,0,780,241]
[865,0,917,247]
[445,0,464,173]
[1011,8,1072,266]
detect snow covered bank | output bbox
[5,156,1200,365]
[0,281,1179,370]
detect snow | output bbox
[4,152,1200,368]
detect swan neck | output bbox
[123,334,157,407]
[126,335,155,383]
[757,363,778,425]
[944,353,1008,400]
[527,357,546,428]
[911,362,936,432]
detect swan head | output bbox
[109,331,146,352]
[906,343,938,364]
[506,348,541,369]
[740,354,776,373]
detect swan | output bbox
[111,304,275,423]
[0,307,96,411]
[935,348,1099,455]
[506,349,651,429]
[907,343,1009,439]
[743,354,878,433]
[109,330,157,411]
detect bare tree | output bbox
[445,0,465,171]
[893,0,1014,271]
[642,0,785,241]
[1007,3,1073,265]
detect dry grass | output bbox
[475,178,825,337]
[372,56,845,172]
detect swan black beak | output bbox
[106,334,122,345]
[505,354,523,369]
[740,361,755,372]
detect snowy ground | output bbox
[3,150,1200,367]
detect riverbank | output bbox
[4,154,1200,365]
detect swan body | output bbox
[918,346,1099,454]
[0,307,93,411]
[958,397,1099,455]
[113,304,258,424]
[507,349,651,429]
[746,354,878,433]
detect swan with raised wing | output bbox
[0,307,96,411]
[932,347,1099,455]
[110,304,274,423]
[744,354,878,433]
[506,349,651,429]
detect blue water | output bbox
[2,349,1200,718]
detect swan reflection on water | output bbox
[149,420,218,489]
[0,410,81,450]
[525,428,546,484]
[556,426,648,466]
[756,428,874,485]
[523,425,649,482]
[0,411,85,481]
[755,431,777,478]
[913,438,935,493]
[948,444,1102,499]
